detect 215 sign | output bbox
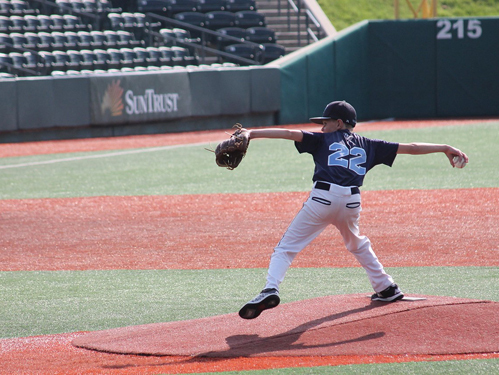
[436,19,482,40]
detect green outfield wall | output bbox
[1,17,498,141]
[276,17,499,124]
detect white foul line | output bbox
[0,141,213,170]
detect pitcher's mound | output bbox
[72,294,499,357]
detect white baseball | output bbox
[453,156,467,169]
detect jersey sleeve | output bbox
[371,140,399,168]
[294,131,323,154]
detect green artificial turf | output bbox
[1,266,497,339]
[0,123,496,199]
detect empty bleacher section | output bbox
[0,0,291,77]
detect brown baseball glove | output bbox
[215,124,250,170]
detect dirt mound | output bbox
[73,294,499,357]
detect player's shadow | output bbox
[101,301,386,370]
[199,301,385,358]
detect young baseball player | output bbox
[239,100,468,319]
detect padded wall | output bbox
[277,17,499,124]
[53,76,91,126]
[250,67,280,114]
[0,79,17,131]
[0,66,280,137]
[436,17,499,117]
[367,20,436,119]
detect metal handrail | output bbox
[277,0,324,46]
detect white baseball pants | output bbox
[265,182,395,293]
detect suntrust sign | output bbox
[92,73,191,125]
[125,89,179,115]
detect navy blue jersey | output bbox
[295,130,399,187]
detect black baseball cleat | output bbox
[239,288,280,319]
[371,283,404,302]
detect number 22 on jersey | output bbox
[328,142,367,175]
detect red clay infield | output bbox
[1,119,498,374]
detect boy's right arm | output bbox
[397,143,468,167]
[249,128,303,142]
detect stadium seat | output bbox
[224,43,262,64]
[120,47,137,68]
[159,28,176,46]
[9,51,29,72]
[9,15,26,32]
[82,0,98,13]
[108,12,124,30]
[9,32,28,49]
[158,45,174,65]
[0,33,13,53]
[106,48,124,69]
[52,50,71,71]
[10,0,36,15]
[172,27,200,51]
[23,32,42,50]
[225,0,255,12]
[49,14,65,31]
[171,45,196,65]
[145,46,161,65]
[9,52,38,77]
[205,11,235,30]
[50,31,68,50]
[0,72,16,78]
[24,15,40,32]
[103,29,120,47]
[172,27,193,41]
[37,15,55,32]
[0,1,12,16]
[117,30,142,47]
[234,11,265,28]
[197,0,226,13]
[37,32,55,51]
[77,31,93,50]
[79,49,96,69]
[136,0,170,14]
[132,46,148,66]
[38,50,56,71]
[93,48,110,69]
[261,42,285,63]
[121,12,145,37]
[63,15,85,31]
[89,30,106,48]
[66,49,84,70]
[0,52,14,74]
[174,11,206,28]
[216,26,245,49]
[63,31,80,50]
[23,50,40,70]
[56,0,72,14]
[245,26,275,44]
[70,0,86,13]
[167,0,198,17]
[0,15,11,32]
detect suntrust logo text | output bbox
[125,89,180,115]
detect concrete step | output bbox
[255,0,316,54]
[267,22,308,32]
